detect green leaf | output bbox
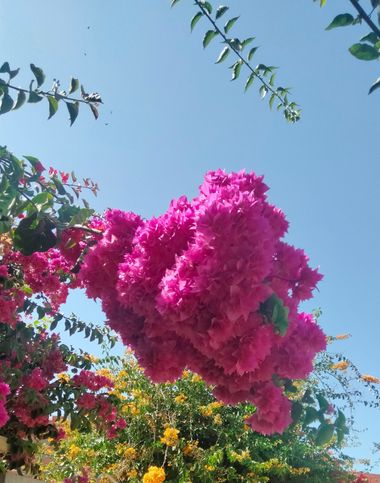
[47,96,59,119]
[215,46,230,64]
[202,2,212,14]
[244,73,255,91]
[0,62,10,74]
[215,6,229,19]
[248,46,258,61]
[224,16,239,34]
[349,43,380,60]
[171,0,181,7]
[30,63,45,87]
[28,91,43,103]
[291,402,303,424]
[191,12,203,31]
[369,76,380,94]
[31,192,52,211]
[317,394,329,413]
[203,30,218,48]
[13,90,26,110]
[66,101,79,125]
[0,93,14,114]
[9,68,20,80]
[260,85,268,99]
[231,60,243,81]
[315,423,335,446]
[303,407,320,425]
[241,37,255,50]
[325,13,354,30]
[69,77,80,94]
[269,92,276,109]
[361,32,379,44]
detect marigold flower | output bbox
[124,446,137,459]
[213,414,222,425]
[128,469,138,478]
[183,440,198,456]
[331,361,349,371]
[160,427,179,447]
[361,374,380,384]
[174,394,187,404]
[57,372,70,383]
[142,466,165,483]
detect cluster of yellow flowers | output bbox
[160,427,179,447]
[229,449,251,463]
[199,401,223,417]
[142,465,166,483]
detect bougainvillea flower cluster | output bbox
[80,170,326,434]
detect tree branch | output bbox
[349,0,380,38]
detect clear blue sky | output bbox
[1,0,379,471]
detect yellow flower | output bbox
[213,414,222,425]
[68,444,80,458]
[331,360,349,371]
[243,424,250,431]
[182,370,191,378]
[191,374,202,383]
[57,372,70,383]
[174,394,187,404]
[84,353,100,363]
[199,405,212,417]
[160,427,179,447]
[205,465,215,472]
[124,446,137,460]
[127,469,138,478]
[183,440,198,456]
[96,368,113,379]
[142,466,165,483]
[361,374,380,384]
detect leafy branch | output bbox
[319,0,380,94]
[172,0,301,122]
[0,62,102,125]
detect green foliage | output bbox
[172,0,301,122]
[0,61,102,124]
[38,355,358,482]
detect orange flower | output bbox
[335,334,351,340]
[331,361,349,371]
[361,374,380,384]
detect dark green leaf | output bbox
[203,30,218,48]
[202,2,212,14]
[215,46,230,64]
[248,46,258,61]
[191,12,203,31]
[315,423,335,446]
[317,394,329,412]
[0,93,14,114]
[47,96,59,119]
[9,68,20,80]
[13,90,26,110]
[66,101,79,125]
[303,407,320,425]
[369,76,380,94]
[326,13,354,30]
[28,91,43,103]
[89,103,99,120]
[361,32,379,44]
[291,402,303,424]
[0,62,10,74]
[30,63,45,87]
[215,6,229,19]
[69,77,80,94]
[171,0,181,6]
[244,73,255,91]
[349,43,380,60]
[224,16,239,34]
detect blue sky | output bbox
[1,0,379,471]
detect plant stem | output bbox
[6,84,95,106]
